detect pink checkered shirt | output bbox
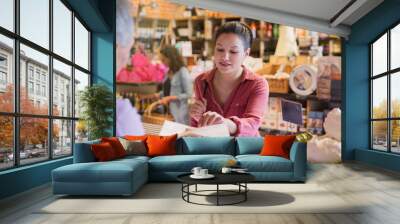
[190,67,269,136]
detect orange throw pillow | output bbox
[101,137,127,158]
[146,134,177,157]
[260,135,296,159]
[91,142,117,161]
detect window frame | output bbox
[0,0,92,171]
[370,21,400,154]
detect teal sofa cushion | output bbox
[236,155,293,172]
[73,140,100,163]
[52,157,148,195]
[53,159,146,183]
[178,137,235,155]
[236,137,263,155]
[148,154,235,172]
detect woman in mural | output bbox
[189,21,269,136]
[157,45,192,124]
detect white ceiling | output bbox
[171,0,384,38]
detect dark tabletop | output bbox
[177,172,255,185]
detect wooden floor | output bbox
[1,162,400,224]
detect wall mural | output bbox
[115,0,342,163]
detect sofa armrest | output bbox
[73,140,100,163]
[289,141,307,181]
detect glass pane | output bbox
[20,0,49,49]
[372,33,387,76]
[74,18,89,70]
[53,119,72,158]
[53,59,72,117]
[391,120,400,153]
[20,44,49,115]
[53,0,72,60]
[74,69,89,118]
[372,77,387,119]
[0,116,14,170]
[0,34,14,112]
[372,121,388,151]
[75,120,88,143]
[20,117,49,165]
[0,0,14,31]
[391,72,400,118]
[391,24,400,70]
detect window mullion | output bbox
[71,11,76,155]
[388,30,391,152]
[49,0,53,160]
[370,45,373,149]
[13,0,20,167]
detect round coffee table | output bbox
[177,173,255,206]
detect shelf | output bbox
[269,92,341,103]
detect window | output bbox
[371,23,400,154]
[36,83,40,95]
[0,71,6,85]
[75,18,89,70]
[0,0,91,170]
[35,70,41,81]
[41,73,46,83]
[0,35,13,113]
[0,54,7,87]
[28,81,34,94]
[0,0,14,32]
[28,67,34,80]
[0,54,7,67]
[42,85,46,97]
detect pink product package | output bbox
[117,52,168,83]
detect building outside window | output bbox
[371,23,400,154]
[0,0,91,170]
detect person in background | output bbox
[157,45,192,124]
[116,0,144,136]
[189,21,269,137]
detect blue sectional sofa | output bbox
[52,137,307,196]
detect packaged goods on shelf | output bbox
[307,111,324,135]
[316,56,341,100]
[243,56,263,72]
[176,41,192,57]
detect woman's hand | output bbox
[159,96,177,105]
[189,98,207,122]
[198,111,224,127]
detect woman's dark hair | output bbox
[214,21,253,49]
[160,45,185,73]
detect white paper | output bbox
[159,120,230,137]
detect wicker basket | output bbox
[116,82,159,95]
[142,101,174,125]
[265,77,289,93]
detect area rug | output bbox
[37,183,362,214]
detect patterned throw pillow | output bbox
[119,137,147,156]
